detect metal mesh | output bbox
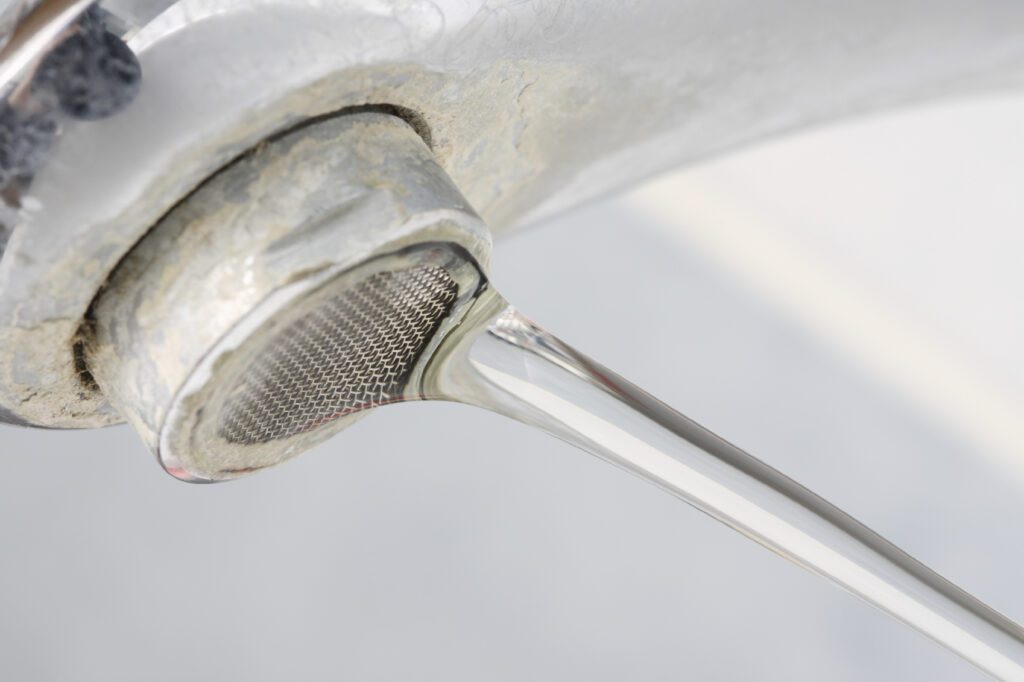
[217,265,458,444]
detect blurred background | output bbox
[1,93,1022,681]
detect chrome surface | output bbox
[0,0,90,90]
[0,12,1019,670]
[1,0,1023,428]
[85,111,489,481]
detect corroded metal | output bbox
[84,111,489,479]
[1,0,1023,428]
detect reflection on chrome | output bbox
[0,1,142,251]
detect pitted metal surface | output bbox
[218,264,457,445]
[3,0,1024,429]
[83,111,489,479]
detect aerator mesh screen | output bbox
[217,265,458,444]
